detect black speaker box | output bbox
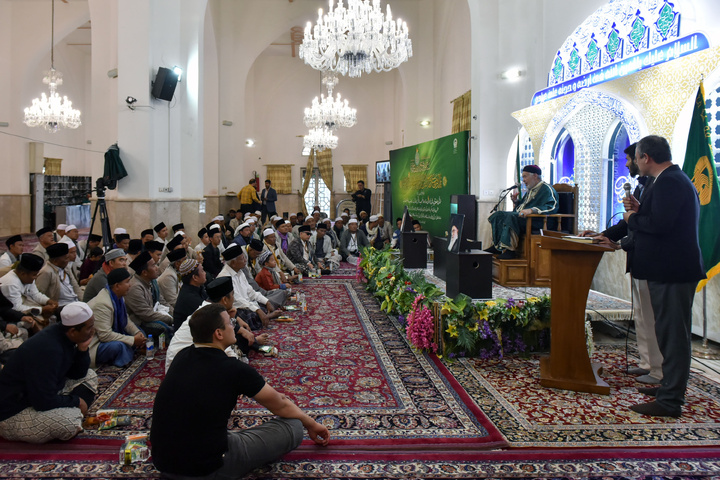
[152,67,178,101]
[446,250,493,299]
[401,231,427,268]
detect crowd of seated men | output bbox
[0,206,391,445]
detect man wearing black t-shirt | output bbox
[151,304,329,478]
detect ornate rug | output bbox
[443,344,720,447]
[2,452,720,479]
[84,279,507,451]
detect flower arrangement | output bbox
[359,247,591,360]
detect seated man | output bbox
[339,219,369,265]
[274,219,296,255]
[361,215,386,250]
[487,165,559,259]
[157,248,187,317]
[165,277,268,373]
[35,243,82,307]
[151,304,329,478]
[0,302,97,444]
[125,251,174,343]
[0,290,34,365]
[218,245,281,329]
[83,249,128,303]
[202,225,224,280]
[0,253,57,330]
[31,227,56,262]
[263,226,299,283]
[79,247,104,285]
[172,259,208,330]
[87,268,146,368]
[287,225,315,275]
[0,235,23,269]
[242,240,288,308]
[310,223,341,272]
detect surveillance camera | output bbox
[126,96,137,104]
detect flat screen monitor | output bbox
[376,160,390,184]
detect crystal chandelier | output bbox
[303,72,357,131]
[303,127,338,152]
[299,0,413,78]
[23,0,81,133]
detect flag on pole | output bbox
[681,82,720,291]
[515,133,522,187]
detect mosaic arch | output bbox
[548,0,682,88]
[538,89,647,233]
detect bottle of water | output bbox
[146,334,155,360]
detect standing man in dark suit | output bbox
[624,135,705,418]
[260,180,277,225]
[351,180,372,216]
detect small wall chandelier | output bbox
[299,0,413,78]
[24,0,81,133]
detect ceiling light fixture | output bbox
[303,127,338,152]
[23,0,81,132]
[299,0,412,78]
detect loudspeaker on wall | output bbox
[151,67,178,101]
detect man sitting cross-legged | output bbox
[172,259,208,330]
[0,253,57,331]
[0,302,97,443]
[125,251,174,343]
[151,303,329,478]
[87,268,146,368]
[165,277,269,373]
[218,245,281,329]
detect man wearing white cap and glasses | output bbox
[340,219,369,265]
[0,301,98,443]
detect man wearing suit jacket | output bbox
[587,143,661,385]
[623,135,705,418]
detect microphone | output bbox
[623,182,632,199]
[502,184,520,193]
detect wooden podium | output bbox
[538,231,614,395]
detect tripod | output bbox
[84,178,114,260]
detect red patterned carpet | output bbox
[444,344,720,447]
[83,279,506,453]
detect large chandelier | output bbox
[303,72,357,130]
[23,0,81,133]
[303,127,338,152]
[299,0,412,78]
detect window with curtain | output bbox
[342,165,368,193]
[265,165,293,194]
[301,167,331,215]
[451,90,471,134]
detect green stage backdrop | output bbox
[389,131,469,239]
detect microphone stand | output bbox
[491,189,514,213]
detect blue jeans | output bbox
[96,341,134,367]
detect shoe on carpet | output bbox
[636,386,660,397]
[636,374,661,384]
[321,269,331,275]
[627,366,650,376]
[630,401,681,418]
[497,250,517,260]
[484,246,501,255]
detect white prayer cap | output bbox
[335,217,343,222]
[289,213,297,218]
[113,227,127,235]
[348,219,358,224]
[65,224,78,232]
[263,228,275,237]
[271,215,281,221]
[377,213,384,218]
[60,301,93,327]
[174,231,184,237]
[341,212,349,217]
[59,237,76,249]
[213,215,224,222]
[209,224,221,231]
[247,217,257,224]
[323,218,331,224]
[57,224,67,231]
[350,214,358,219]
[254,210,262,215]
[237,223,250,230]
[369,215,379,222]
[244,213,252,218]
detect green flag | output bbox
[681,82,720,291]
[515,134,522,187]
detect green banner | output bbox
[390,131,469,239]
[681,83,720,291]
